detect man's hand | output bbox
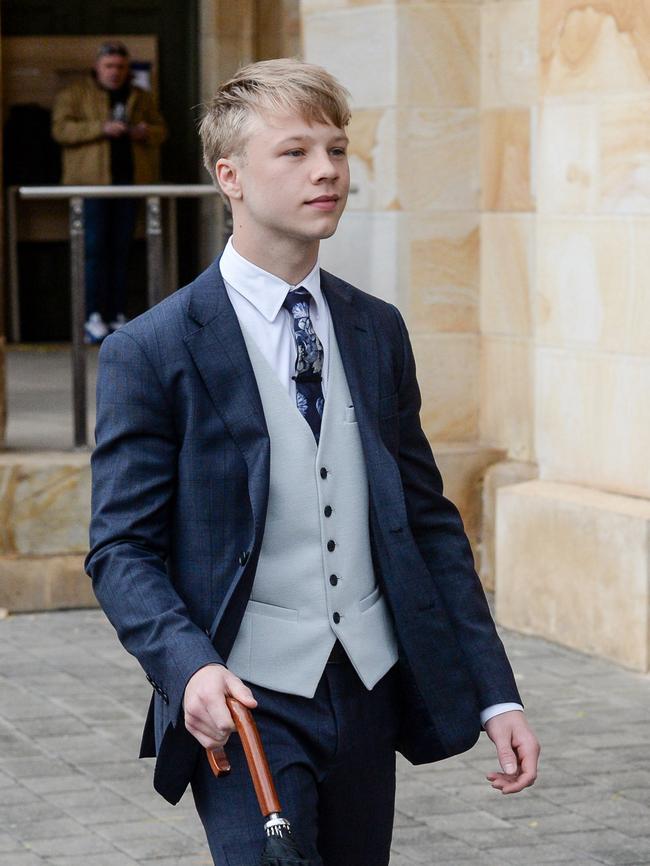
[129,122,150,141]
[183,663,257,750]
[103,120,128,138]
[484,710,540,794]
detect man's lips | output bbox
[305,195,339,211]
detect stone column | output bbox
[197,0,257,268]
[0,29,6,448]
[478,0,540,587]
[256,0,302,61]
[302,0,504,560]
[495,0,650,671]
[197,0,302,269]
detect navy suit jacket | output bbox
[86,256,521,804]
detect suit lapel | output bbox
[183,262,382,536]
[183,259,269,538]
[321,269,380,433]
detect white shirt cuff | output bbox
[480,702,524,727]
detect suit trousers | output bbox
[190,656,401,866]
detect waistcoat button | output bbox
[329,574,338,586]
[324,505,332,517]
[327,540,336,552]
[333,612,341,624]
[238,550,250,566]
[320,467,328,479]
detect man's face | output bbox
[223,110,350,246]
[95,54,130,90]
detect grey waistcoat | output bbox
[225,317,399,697]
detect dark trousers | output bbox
[191,658,401,866]
[84,198,137,320]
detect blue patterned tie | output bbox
[282,287,325,442]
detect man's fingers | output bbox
[185,716,230,751]
[486,743,539,794]
[184,711,228,742]
[182,664,258,750]
[483,712,540,795]
[203,691,237,737]
[186,696,235,749]
[518,740,540,783]
[183,664,236,747]
[492,770,535,794]
[225,673,258,708]
[196,673,258,745]
[496,744,518,776]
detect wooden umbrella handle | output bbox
[206,745,231,776]
[206,697,282,818]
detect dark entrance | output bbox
[2,0,200,341]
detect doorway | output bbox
[1,0,200,341]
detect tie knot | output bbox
[282,287,311,317]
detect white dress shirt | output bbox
[219,237,523,727]
[220,236,330,402]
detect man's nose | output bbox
[311,152,339,182]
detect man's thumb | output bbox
[498,747,517,775]
[226,676,257,708]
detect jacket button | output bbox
[238,550,250,566]
[329,574,338,586]
[333,612,341,624]
[327,540,335,552]
[324,505,332,517]
[320,467,328,479]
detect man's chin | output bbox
[314,214,344,241]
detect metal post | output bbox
[7,187,21,342]
[69,196,87,449]
[146,196,163,308]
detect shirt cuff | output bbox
[480,702,524,727]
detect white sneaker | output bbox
[109,313,128,332]
[84,312,108,344]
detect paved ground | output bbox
[4,345,98,451]
[2,347,650,862]
[0,608,648,865]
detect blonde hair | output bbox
[198,58,351,195]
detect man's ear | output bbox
[215,158,242,201]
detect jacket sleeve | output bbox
[51,87,105,146]
[390,304,522,710]
[85,329,223,725]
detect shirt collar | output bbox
[219,236,323,323]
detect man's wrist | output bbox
[480,702,524,727]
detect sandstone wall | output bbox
[495,1,650,670]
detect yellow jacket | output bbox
[52,75,167,185]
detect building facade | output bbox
[1,0,649,671]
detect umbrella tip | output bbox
[264,814,292,838]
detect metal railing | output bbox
[16,184,226,448]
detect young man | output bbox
[86,59,539,865]
[52,40,167,342]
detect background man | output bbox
[86,59,539,866]
[52,40,166,343]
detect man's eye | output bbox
[331,148,347,156]
[285,150,304,157]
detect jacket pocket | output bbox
[247,599,299,622]
[359,585,381,613]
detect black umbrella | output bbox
[207,697,314,865]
